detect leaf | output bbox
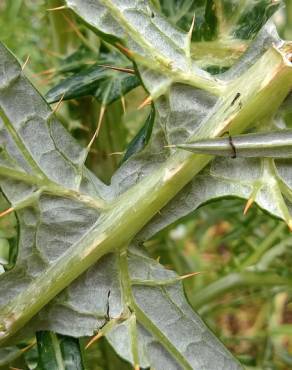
[0,41,243,369]
[46,50,140,105]
[160,0,282,69]
[23,249,242,370]
[161,0,281,40]
[36,331,84,370]
[0,2,292,370]
[122,104,155,163]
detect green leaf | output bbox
[0,2,291,370]
[46,50,140,105]
[0,40,245,369]
[36,331,84,370]
[160,0,282,69]
[122,104,155,163]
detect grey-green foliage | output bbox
[0,42,241,370]
[160,0,282,71]
[45,49,140,106]
[0,0,291,369]
[160,0,281,40]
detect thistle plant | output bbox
[0,1,292,369]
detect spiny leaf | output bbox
[160,0,282,70]
[0,2,292,370]
[46,50,140,105]
[0,41,243,369]
[161,0,281,41]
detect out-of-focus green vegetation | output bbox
[0,1,292,369]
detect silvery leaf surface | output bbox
[0,1,291,369]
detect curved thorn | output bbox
[243,198,254,215]
[115,43,134,58]
[121,96,126,113]
[138,96,152,110]
[108,151,125,157]
[178,271,202,281]
[85,331,103,349]
[87,105,106,151]
[52,93,65,114]
[97,64,135,75]
[0,207,14,218]
[21,55,30,71]
[188,14,196,37]
[47,5,67,11]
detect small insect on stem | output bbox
[230,92,241,106]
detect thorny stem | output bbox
[0,43,291,345]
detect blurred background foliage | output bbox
[0,0,292,369]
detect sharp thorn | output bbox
[21,340,36,353]
[138,96,152,110]
[85,331,104,349]
[121,96,126,113]
[288,219,292,232]
[52,93,65,114]
[87,106,106,150]
[115,43,134,58]
[178,271,202,281]
[47,5,67,11]
[108,151,125,157]
[243,198,254,215]
[164,144,176,148]
[188,14,196,36]
[21,55,30,71]
[97,64,135,75]
[0,207,14,218]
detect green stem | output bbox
[239,223,286,270]
[192,272,292,310]
[257,238,292,270]
[0,43,291,345]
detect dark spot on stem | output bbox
[231,92,241,106]
[228,134,237,158]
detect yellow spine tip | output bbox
[138,96,153,110]
[243,198,254,215]
[85,332,103,350]
[288,219,292,232]
[0,207,14,218]
[47,5,67,11]
[178,271,202,280]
